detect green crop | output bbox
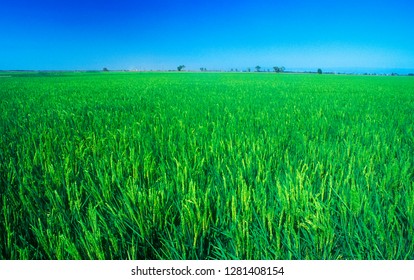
[1,72,413,259]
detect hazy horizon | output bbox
[2,67,414,75]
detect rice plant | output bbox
[1,72,413,259]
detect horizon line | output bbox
[1,67,414,75]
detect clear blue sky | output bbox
[1,0,414,71]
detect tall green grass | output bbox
[1,72,413,259]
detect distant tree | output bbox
[103,67,109,72]
[247,67,251,72]
[317,68,323,74]
[177,65,185,71]
[200,67,207,72]
[255,65,261,72]
[273,66,285,73]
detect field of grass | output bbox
[1,72,413,259]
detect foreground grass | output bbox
[1,72,413,259]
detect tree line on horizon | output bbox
[103,66,327,74]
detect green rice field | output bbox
[0,72,413,259]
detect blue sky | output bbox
[1,0,414,71]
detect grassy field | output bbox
[0,72,413,260]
